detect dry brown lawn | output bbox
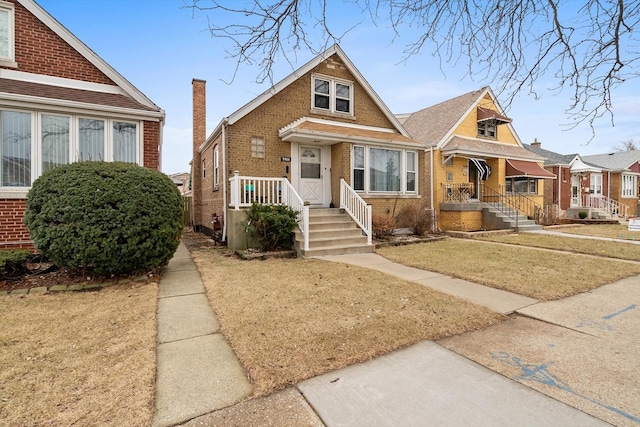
[553,223,640,240]
[376,239,640,300]
[190,249,504,397]
[475,232,640,262]
[0,283,157,427]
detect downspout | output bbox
[158,113,165,171]
[429,146,435,231]
[557,166,561,218]
[221,118,229,242]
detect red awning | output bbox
[477,107,512,124]
[506,159,556,179]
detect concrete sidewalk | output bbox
[152,243,251,427]
[299,341,607,427]
[314,252,537,314]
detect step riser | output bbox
[298,237,369,249]
[298,245,374,257]
[308,222,359,231]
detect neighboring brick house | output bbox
[524,141,607,220]
[192,45,424,253]
[582,151,640,217]
[0,0,165,249]
[401,87,555,231]
[170,172,191,196]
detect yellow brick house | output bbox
[401,87,555,232]
[191,45,425,255]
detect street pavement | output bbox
[441,274,640,427]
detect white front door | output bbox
[300,146,324,205]
[590,173,603,196]
[589,173,604,208]
[571,175,580,206]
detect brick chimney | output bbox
[531,138,541,148]
[192,79,206,229]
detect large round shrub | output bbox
[25,162,183,275]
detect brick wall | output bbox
[192,79,206,227]
[3,0,114,84]
[0,199,31,249]
[439,210,483,232]
[143,120,160,169]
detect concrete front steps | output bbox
[295,208,374,257]
[482,206,543,232]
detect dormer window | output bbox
[477,121,496,138]
[0,1,16,67]
[312,75,353,115]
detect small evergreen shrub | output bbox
[372,214,396,239]
[243,202,298,251]
[25,162,183,275]
[578,211,588,219]
[0,250,32,278]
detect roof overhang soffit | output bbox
[279,127,418,148]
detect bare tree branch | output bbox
[185,0,640,133]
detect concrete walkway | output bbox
[314,252,537,314]
[152,243,251,427]
[526,228,640,244]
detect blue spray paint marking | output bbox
[602,304,638,320]
[576,303,637,330]
[490,351,640,424]
[575,318,613,330]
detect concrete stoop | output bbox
[295,208,373,257]
[483,206,543,231]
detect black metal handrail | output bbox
[481,184,543,224]
[442,183,543,225]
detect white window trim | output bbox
[0,0,17,68]
[1,108,143,196]
[311,74,354,116]
[351,145,418,195]
[213,146,219,188]
[621,173,638,198]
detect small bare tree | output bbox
[613,138,639,151]
[187,0,639,132]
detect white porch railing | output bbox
[229,172,309,250]
[582,194,629,219]
[340,178,372,244]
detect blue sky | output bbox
[36,0,639,175]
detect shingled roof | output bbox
[523,143,577,166]
[1,78,158,113]
[402,88,486,147]
[583,151,640,171]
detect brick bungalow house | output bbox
[524,141,619,221]
[400,87,555,232]
[582,151,640,218]
[192,45,425,255]
[0,0,165,249]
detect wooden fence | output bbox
[182,196,193,226]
